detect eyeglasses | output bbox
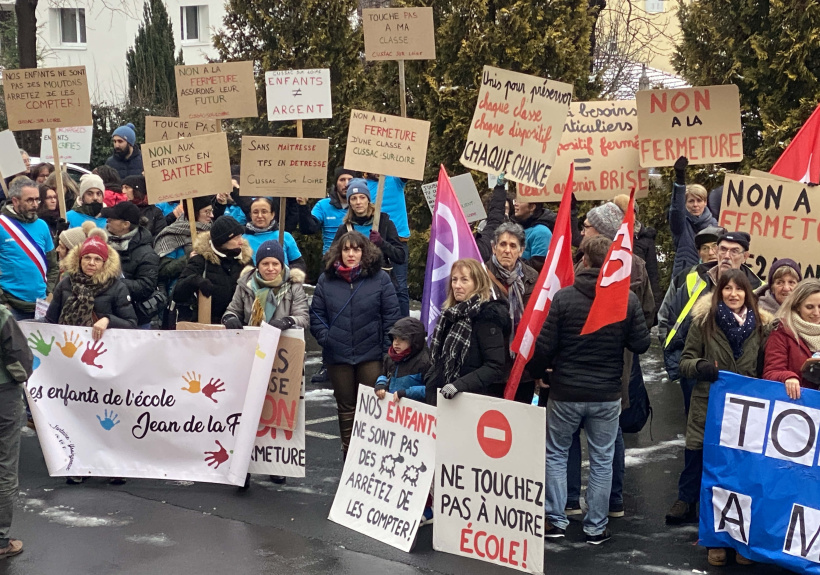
[20,198,40,204]
[700,243,718,253]
[582,222,593,229]
[718,246,744,257]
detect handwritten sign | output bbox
[460,66,573,189]
[344,110,430,181]
[39,126,93,164]
[329,385,437,551]
[0,130,26,177]
[145,116,218,143]
[636,84,743,167]
[362,7,436,61]
[144,132,232,204]
[4,66,92,129]
[239,136,329,198]
[718,173,820,280]
[265,69,332,122]
[261,333,304,431]
[422,173,487,223]
[175,61,257,120]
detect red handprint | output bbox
[81,340,107,369]
[204,440,229,469]
[201,378,225,403]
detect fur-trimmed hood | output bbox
[193,231,253,266]
[62,244,122,284]
[690,294,774,326]
[236,266,305,289]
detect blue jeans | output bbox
[545,399,621,536]
[677,448,703,504]
[567,426,624,507]
[393,242,410,317]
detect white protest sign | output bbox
[329,384,437,552]
[21,324,278,486]
[265,69,332,122]
[0,130,26,178]
[39,125,93,164]
[434,393,546,574]
[421,173,488,223]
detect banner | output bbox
[4,66,92,129]
[770,103,820,185]
[40,126,93,164]
[421,173,487,223]
[20,324,278,486]
[265,69,332,122]
[0,130,26,178]
[362,7,436,61]
[434,393,545,574]
[175,61,258,120]
[701,372,820,573]
[718,173,820,280]
[239,136,329,198]
[636,84,743,167]
[344,110,430,181]
[460,65,573,189]
[145,116,218,143]
[329,384,436,551]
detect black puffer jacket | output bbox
[105,146,144,179]
[528,267,650,402]
[111,226,160,325]
[425,298,512,405]
[139,205,167,240]
[634,223,662,321]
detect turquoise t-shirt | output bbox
[244,230,301,265]
[225,205,247,226]
[523,224,553,260]
[311,198,348,254]
[0,217,54,302]
[367,176,409,238]
[66,210,106,229]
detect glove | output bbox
[374,376,389,393]
[440,384,459,399]
[395,389,407,400]
[369,230,383,246]
[497,172,506,187]
[197,278,214,298]
[55,218,69,234]
[674,156,688,185]
[269,316,295,331]
[695,359,719,382]
[223,315,243,330]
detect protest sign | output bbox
[700,372,820,572]
[144,132,232,204]
[460,66,573,189]
[531,101,649,201]
[4,66,92,129]
[434,393,545,574]
[39,126,93,164]
[362,7,436,61]
[262,332,304,431]
[718,173,820,280]
[749,169,794,183]
[344,110,430,181]
[265,69,332,122]
[20,324,278,485]
[145,116,218,143]
[239,136,329,198]
[0,130,26,178]
[329,384,436,552]
[421,173,487,223]
[636,84,743,167]
[175,61,257,120]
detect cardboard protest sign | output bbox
[3,66,92,129]
[239,136,329,198]
[460,66,573,189]
[362,7,436,61]
[265,69,332,122]
[145,116,218,143]
[435,393,546,574]
[175,61,257,120]
[20,324,278,485]
[422,173,488,223]
[261,332,304,431]
[0,130,26,177]
[329,385,437,551]
[344,110,430,181]
[749,169,794,183]
[718,173,820,280]
[39,126,93,164]
[636,84,743,167]
[144,132,232,204]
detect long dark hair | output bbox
[703,269,762,341]
[323,231,381,273]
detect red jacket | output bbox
[764,323,815,389]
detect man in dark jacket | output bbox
[529,235,650,544]
[105,123,144,179]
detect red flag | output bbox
[504,166,576,400]
[770,103,820,184]
[580,187,636,335]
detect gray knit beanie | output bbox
[586,202,624,240]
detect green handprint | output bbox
[27,331,55,356]
[55,331,82,359]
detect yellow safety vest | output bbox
[664,270,708,348]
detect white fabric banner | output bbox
[20,324,279,486]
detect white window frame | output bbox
[645,0,664,14]
[180,5,203,44]
[58,7,87,47]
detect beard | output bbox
[113,146,131,160]
[18,209,38,223]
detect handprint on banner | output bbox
[27,331,55,356]
[96,409,120,430]
[81,340,107,369]
[55,331,82,358]
[204,440,229,469]
[181,372,202,394]
[202,378,225,403]
[255,344,267,359]
[256,425,293,441]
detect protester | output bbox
[56,222,96,273]
[529,235,650,544]
[764,279,820,399]
[755,258,802,315]
[37,183,68,243]
[157,201,184,226]
[30,162,53,184]
[66,174,107,229]
[613,194,662,319]
[105,123,144,178]
[512,198,553,272]
[94,165,126,207]
[475,178,513,261]
[241,197,305,272]
[0,177,58,320]
[121,175,166,239]
[41,171,78,216]
[669,156,719,277]
[298,167,355,254]
[309,231,400,457]
[374,317,431,403]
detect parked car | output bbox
[28,156,92,183]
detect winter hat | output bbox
[79,233,109,262]
[612,194,639,216]
[59,220,96,251]
[768,258,802,285]
[346,178,371,202]
[182,195,215,220]
[256,240,285,267]
[112,123,137,146]
[695,226,724,249]
[122,175,146,201]
[586,202,624,240]
[334,167,357,183]
[210,215,244,247]
[718,231,751,252]
[101,201,140,226]
[79,174,105,197]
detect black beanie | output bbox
[182,195,215,220]
[210,216,244,247]
[122,175,146,201]
[334,167,357,183]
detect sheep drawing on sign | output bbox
[401,462,427,487]
[379,453,405,478]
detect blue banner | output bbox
[700,372,820,573]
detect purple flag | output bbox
[421,165,483,341]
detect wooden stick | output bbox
[398,60,407,118]
[278,197,286,246]
[296,119,304,138]
[50,128,67,220]
[372,174,386,231]
[185,198,197,242]
[0,173,8,199]
[186,197,211,323]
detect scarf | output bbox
[249,269,287,327]
[245,220,278,235]
[334,261,361,283]
[58,271,115,327]
[687,207,715,232]
[791,312,820,352]
[75,202,103,217]
[108,227,138,252]
[429,295,483,385]
[153,218,212,257]
[490,255,525,332]
[715,301,757,359]
[388,346,412,363]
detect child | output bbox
[375,317,430,403]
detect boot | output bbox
[707,548,727,566]
[338,410,356,459]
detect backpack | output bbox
[619,374,652,434]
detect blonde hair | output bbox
[685,184,708,202]
[343,202,375,225]
[443,259,491,309]
[776,279,820,337]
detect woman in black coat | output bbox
[425,258,511,404]
[122,175,166,240]
[309,230,401,456]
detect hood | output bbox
[238,266,306,290]
[1,203,37,224]
[573,267,600,299]
[479,299,512,337]
[636,224,657,240]
[193,231,253,266]
[691,293,774,326]
[517,209,556,231]
[328,185,346,210]
[62,243,122,283]
[388,317,427,355]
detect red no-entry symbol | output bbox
[476,410,512,459]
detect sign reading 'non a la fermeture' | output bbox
[344,110,430,181]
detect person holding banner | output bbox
[240,198,306,273]
[754,259,802,315]
[297,166,356,254]
[309,231,400,457]
[121,175,166,240]
[669,157,719,277]
[374,317,431,403]
[66,174,107,229]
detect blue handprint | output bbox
[96,410,120,431]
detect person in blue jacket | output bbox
[374,317,431,403]
[242,197,306,273]
[297,167,355,254]
[669,156,718,277]
[66,174,107,229]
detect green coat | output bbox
[0,306,33,385]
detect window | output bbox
[181,6,199,41]
[59,8,86,45]
[645,0,664,13]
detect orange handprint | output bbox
[181,371,202,394]
[201,378,225,403]
[81,340,107,369]
[56,331,82,358]
[204,440,229,469]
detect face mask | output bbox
[89,201,103,216]
[222,247,242,259]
